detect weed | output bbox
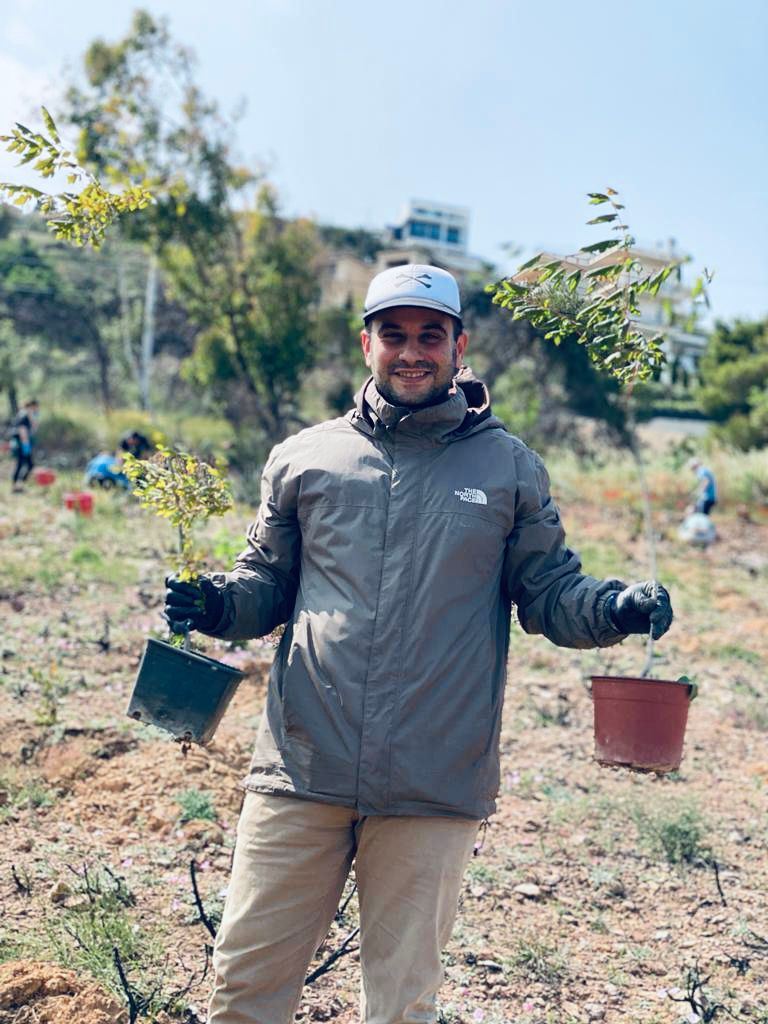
[589,865,627,899]
[506,932,568,986]
[0,769,55,821]
[465,861,500,886]
[529,691,572,728]
[710,643,761,666]
[728,697,768,732]
[29,662,69,727]
[633,801,713,866]
[666,963,732,1022]
[589,913,609,934]
[177,788,218,823]
[35,863,202,1021]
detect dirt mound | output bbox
[0,960,127,1024]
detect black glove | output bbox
[608,581,673,640]
[164,575,225,634]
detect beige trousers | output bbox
[208,791,479,1024]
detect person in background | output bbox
[84,450,130,489]
[119,430,152,460]
[10,398,39,494]
[688,457,717,515]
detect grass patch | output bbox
[176,787,218,823]
[506,932,568,986]
[710,643,762,667]
[632,800,713,866]
[0,769,55,822]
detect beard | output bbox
[374,358,459,410]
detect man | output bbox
[688,457,717,515]
[9,398,39,493]
[165,264,673,1024]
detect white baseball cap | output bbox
[363,264,462,321]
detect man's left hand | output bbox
[608,581,673,639]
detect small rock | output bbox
[513,883,542,899]
[541,872,562,887]
[585,1002,606,1020]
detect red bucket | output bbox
[33,468,56,486]
[591,676,695,774]
[64,491,94,515]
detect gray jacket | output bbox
[210,373,626,819]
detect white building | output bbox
[318,199,489,311]
[384,199,486,275]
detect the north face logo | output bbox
[454,487,487,505]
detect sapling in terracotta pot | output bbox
[489,188,709,772]
[123,445,244,745]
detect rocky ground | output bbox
[0,462,766,1024]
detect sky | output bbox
[1,0,766,324]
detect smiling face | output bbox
[361,306,468,408]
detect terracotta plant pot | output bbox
[64,491,94,515]
[127,637,244,744]
[33,467,56,486]
[591,675,696,773]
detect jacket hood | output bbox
[350,366,503,443]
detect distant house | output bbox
[318,198,489,313]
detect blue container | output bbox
[127,637,244,744]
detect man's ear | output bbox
[455,331,469,368]
[360,328,372,367]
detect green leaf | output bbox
[587,193,609,204]
[586,213,618,225]
[584,264,621,279]
[517,252,544,271]
[579,239,622,254]
[40,106,60,144]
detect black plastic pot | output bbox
[127,637,244,744]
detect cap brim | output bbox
[363,297,461,320]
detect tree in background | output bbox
[59,10,321,451]
[696,319,768,449]
[173,185,320,454]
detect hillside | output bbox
[0,456,766,1024]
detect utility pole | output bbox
[139,251,159,411]
[118,254,140,389]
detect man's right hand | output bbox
[164,575,224,634]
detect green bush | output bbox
[633,802,712,866]
[176,787,217,823]
[35,411,100,465]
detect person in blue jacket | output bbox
[84,450,130,489]
[688,457,717,515]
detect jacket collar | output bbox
[351,367,494,443]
